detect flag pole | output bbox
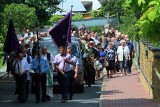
[36,22,41,75]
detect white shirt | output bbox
[14,59,29,74]
[24,32,33,39]
[70,55,79,70]
[41,53,54,71]
[117,46,130,61]
[54,54,71,72]
[23,54,32,80]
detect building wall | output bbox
[139,41,160,101]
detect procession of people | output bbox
[5,24,135,104]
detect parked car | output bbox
[39,36,84,93]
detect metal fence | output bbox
[52,16,118,27]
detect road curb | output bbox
[99,76,107,107]
[0,66,7,78]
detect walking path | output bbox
[0,66,6,78]
[99,67,160,107]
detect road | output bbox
[0,76,102,107]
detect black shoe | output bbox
[61,99,66,103]
[46,96,50,101]
[36,100,40,103]
[19,100,26,103]
[17,96,20,100]
[88,85,91,87]
[42,99,46,102]
[69,97,72,100]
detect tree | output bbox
[0,0,62,26]
[124,0,160,45]
[117,7,138,40]
[102,0,123,16]
[2,3,37,35]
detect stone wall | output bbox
[139,41,160,100]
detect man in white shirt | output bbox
[22,47,32,100]
[41,46,54,101]
[66,47,79,100]
[24,29,33,41]
[54,46,73,103]
[13,52,29,103]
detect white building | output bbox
[55,0,86,15]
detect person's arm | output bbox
[64,57,74,65]
[31,59,38,70]
[64,55,74,65]
[116,47,120,61]
[74,58,79,78]
[126,47,130,60]
[74,65,78,79]
[132,46,135,58]
[54,56,64,75]
[42,59,50,72]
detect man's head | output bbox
[22,46,27,54]
[37,51,41,58]
[20,37,25,43]
[125,38,130,44]
[18,53,24,61]
[124,35,129,39]
[27,29,30,33]
[59,46,65,55]
[67,46,72,54]
[41,46,47,55]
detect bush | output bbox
[72,13,83,20]
[48,15,64,24]
[90,26,101,33]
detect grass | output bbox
[0,58,6,69]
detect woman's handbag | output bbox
[104,59,109,67]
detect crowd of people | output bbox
[75,25,135,87]
[5,25,135,104]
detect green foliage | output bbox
[2,3,37,33]
[90,26,101,33]
[48,15,63,24]
[72,13,83,20]
[102,0,123,16]
[117,7,138,41]
[0,0,62,26]
[91,7,106,17]
[125,0,160,45]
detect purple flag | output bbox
[49,11,72,47]
[3,19,22,54]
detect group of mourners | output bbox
[78,25,135,87]
[6,29,79,103]
[5,25,135,104]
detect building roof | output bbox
[80,0,102,10]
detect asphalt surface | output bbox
[0,75,102,107]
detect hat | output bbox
[102,31,105,34]
[90,41,95,44]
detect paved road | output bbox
[0,76,102,107]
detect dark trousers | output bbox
[31,74,36,93]
[58,72,69,100]
[15,73,27,101]
[26,80,30,99]
[91,69,95,84]
[68,70,75,98]
[86,69,92,86]
[128,58,133,73]
[34,73,46,101]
